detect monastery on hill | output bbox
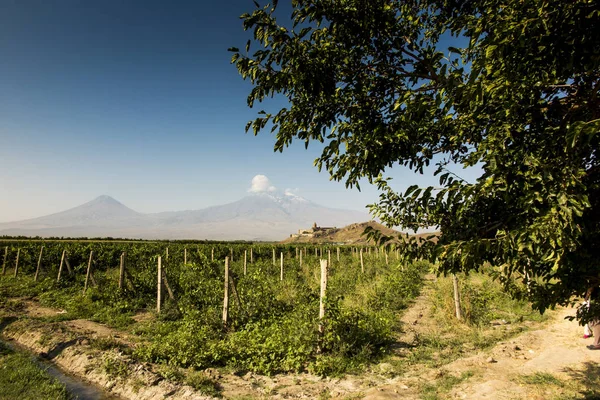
[289,222,336,238]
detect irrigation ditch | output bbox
[1,337,120,399]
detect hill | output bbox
[282,221,401,244]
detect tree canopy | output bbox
[231,0,600,318]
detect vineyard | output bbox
[0,239,428,376]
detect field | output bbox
[0,239,597,399]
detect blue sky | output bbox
[0,0,478,223]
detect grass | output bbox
[518,371,564,386]
[185,371,222,397]
[0,341,71,400]
[380,270,552,382]
[515,367,600,399]
[419,370,474,400]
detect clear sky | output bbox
[0,0,479,223]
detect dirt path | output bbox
[361,295,598,400]
[449,306,599,399]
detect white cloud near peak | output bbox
[248,175,276,193]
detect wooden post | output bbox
[34,246,44,282]
[13,248,20,278]
[272,248,276,266]
[337,247,340,262]
[280,252,284,281]
[452,274,463,320]
[57,250,66,282]
[250,248,253,263]
[328,250,331,267]
[318,259,328,337]
[83,251,93,294]
[157,256,162,313]
[223,257,229,326]
[299,250,303,267]
[295,248,298,258]
[1,246,7,275]
[184,248,187,265]
[360,248,364,273]
[163,273,175,300]
[244,250,247,276]
[211,247,214,261]
[119,252,126,290]
[64,254,73,274]
[230,248,233,263]
[315,248,317,257]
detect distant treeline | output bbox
[0,236,266,245]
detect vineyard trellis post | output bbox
[272,248,275,266]
[318,259,328,353]
[250,247,253,263]
[452,274,463,321]
[57,250,66,282]
[244,250,247,276]
[157,256,162,313]
[360,248,364,274]
[119,252,126,290]
[280,252,284,281]
[162,248,175,300]
[83,251,93,295]
[223,256,230,326]
[64,253,73,274]
[34,246,44,282]
[337,247,340,262]
[13,248,20,278]
[2,246,7,275]
[299,249,302,267]
[211,247,214,262]
[328,249,331,267]
[184,248,187,265]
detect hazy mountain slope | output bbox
[0,196,145,229]
[0,193,370,240]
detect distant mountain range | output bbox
[0,194,371,241]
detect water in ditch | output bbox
[2,338,122,400]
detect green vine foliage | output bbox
[231,0,600,319]
[0,240,427,375]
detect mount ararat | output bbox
[0,194,370,241]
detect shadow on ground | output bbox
[564,361,600,399]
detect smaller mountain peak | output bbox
[91,195,122,205]
[283,191,308,201]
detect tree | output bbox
[230,0,600,319]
